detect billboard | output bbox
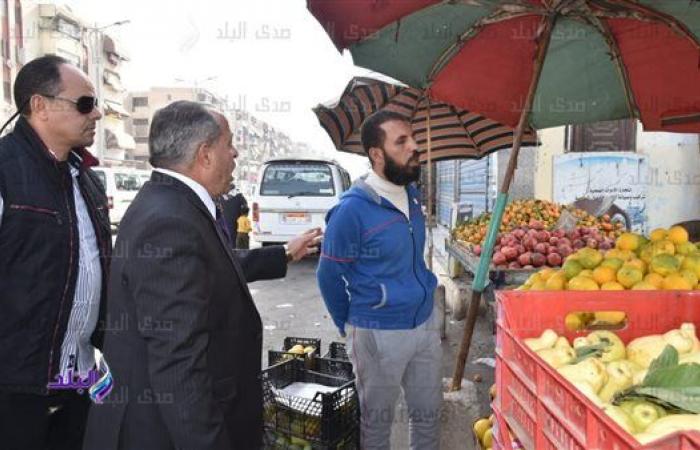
[553,152,648,234]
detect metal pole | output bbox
[426,94,434,271]
[450,16,555,391]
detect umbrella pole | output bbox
[426,95,434,271]
[450,17,555,391]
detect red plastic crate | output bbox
[492,403,526,450]
[498,362,537,449]
[491,405,507,450]
[495,290,700,450]
[539,400,586,450]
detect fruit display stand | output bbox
[445,238,537,287]
[494,290,700,450]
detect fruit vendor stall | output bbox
[308,0,700,447]
[469,226,700,449]
[491,289,700,449]
[445,198,625,287]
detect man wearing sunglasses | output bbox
[0,55,111,450]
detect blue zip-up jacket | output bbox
[317,177,438,334]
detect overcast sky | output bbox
[64,0,374,177]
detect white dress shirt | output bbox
[59,164,102,377]
[153,168,215,218]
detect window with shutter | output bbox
[566,119,637,153]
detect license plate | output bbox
[283,212,310,224]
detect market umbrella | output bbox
[308,0,700,390]
[314,76,537,269]
[314,76,538,162]
[309,0,700,132]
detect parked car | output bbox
[251,158,352,245]
[133,168,152,188]
[92,166,141,228]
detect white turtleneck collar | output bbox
[365,169,409,218]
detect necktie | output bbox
[215,203,233,247]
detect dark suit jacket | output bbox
[83,171,287,450]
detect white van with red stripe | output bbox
[252,158,352,245]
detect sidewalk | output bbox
[254,228,496,449]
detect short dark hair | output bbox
[149,101,221,169]
[360,110,409,157]
[240,205,249,215]
[14,55,69,116]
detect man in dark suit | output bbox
[83,101,321,450]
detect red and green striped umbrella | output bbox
[309,0,700,391]
[309,0,700,133]
[314,76,538,162]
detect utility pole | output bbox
[174,76,218,106]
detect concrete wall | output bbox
[28,4,84,65]
[497,145,537,200]
[530,123,700,230]
[533,126,566,201]
[636,131,700,230]
[0,0,28,124]
[127,87,200,158]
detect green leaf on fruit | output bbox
[612,345,700,413]
[572,342,610,364]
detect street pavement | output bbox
[110,231,495,448]
[254,255,496,450]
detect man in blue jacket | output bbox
[317,110,441,450]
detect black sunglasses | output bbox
[0,94,100,135]
[42,94,99,114]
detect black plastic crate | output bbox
[263,427,359,449]
[323,342,348,361]
[268,337,322,368]
[262,358,359,448]
[269,354,353,380]
[284,337,321,355]
[314,357,354,380]
[268,349,315,369]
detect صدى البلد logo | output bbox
[47,356,113,404]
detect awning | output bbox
[105,127,136,151]
[103,35,130,61]
[103,71,125,93]
[104,99,130,117]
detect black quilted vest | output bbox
[0,117,111,394]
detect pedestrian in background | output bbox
[221,182,247,246]
[237,204,252,250]
[317,110,442,450]
[0,55,111,450]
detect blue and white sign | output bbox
[553,152,648,234]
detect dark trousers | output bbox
[0,390,90,450]
[236,232,250,250]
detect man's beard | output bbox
[382,150,421,185]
